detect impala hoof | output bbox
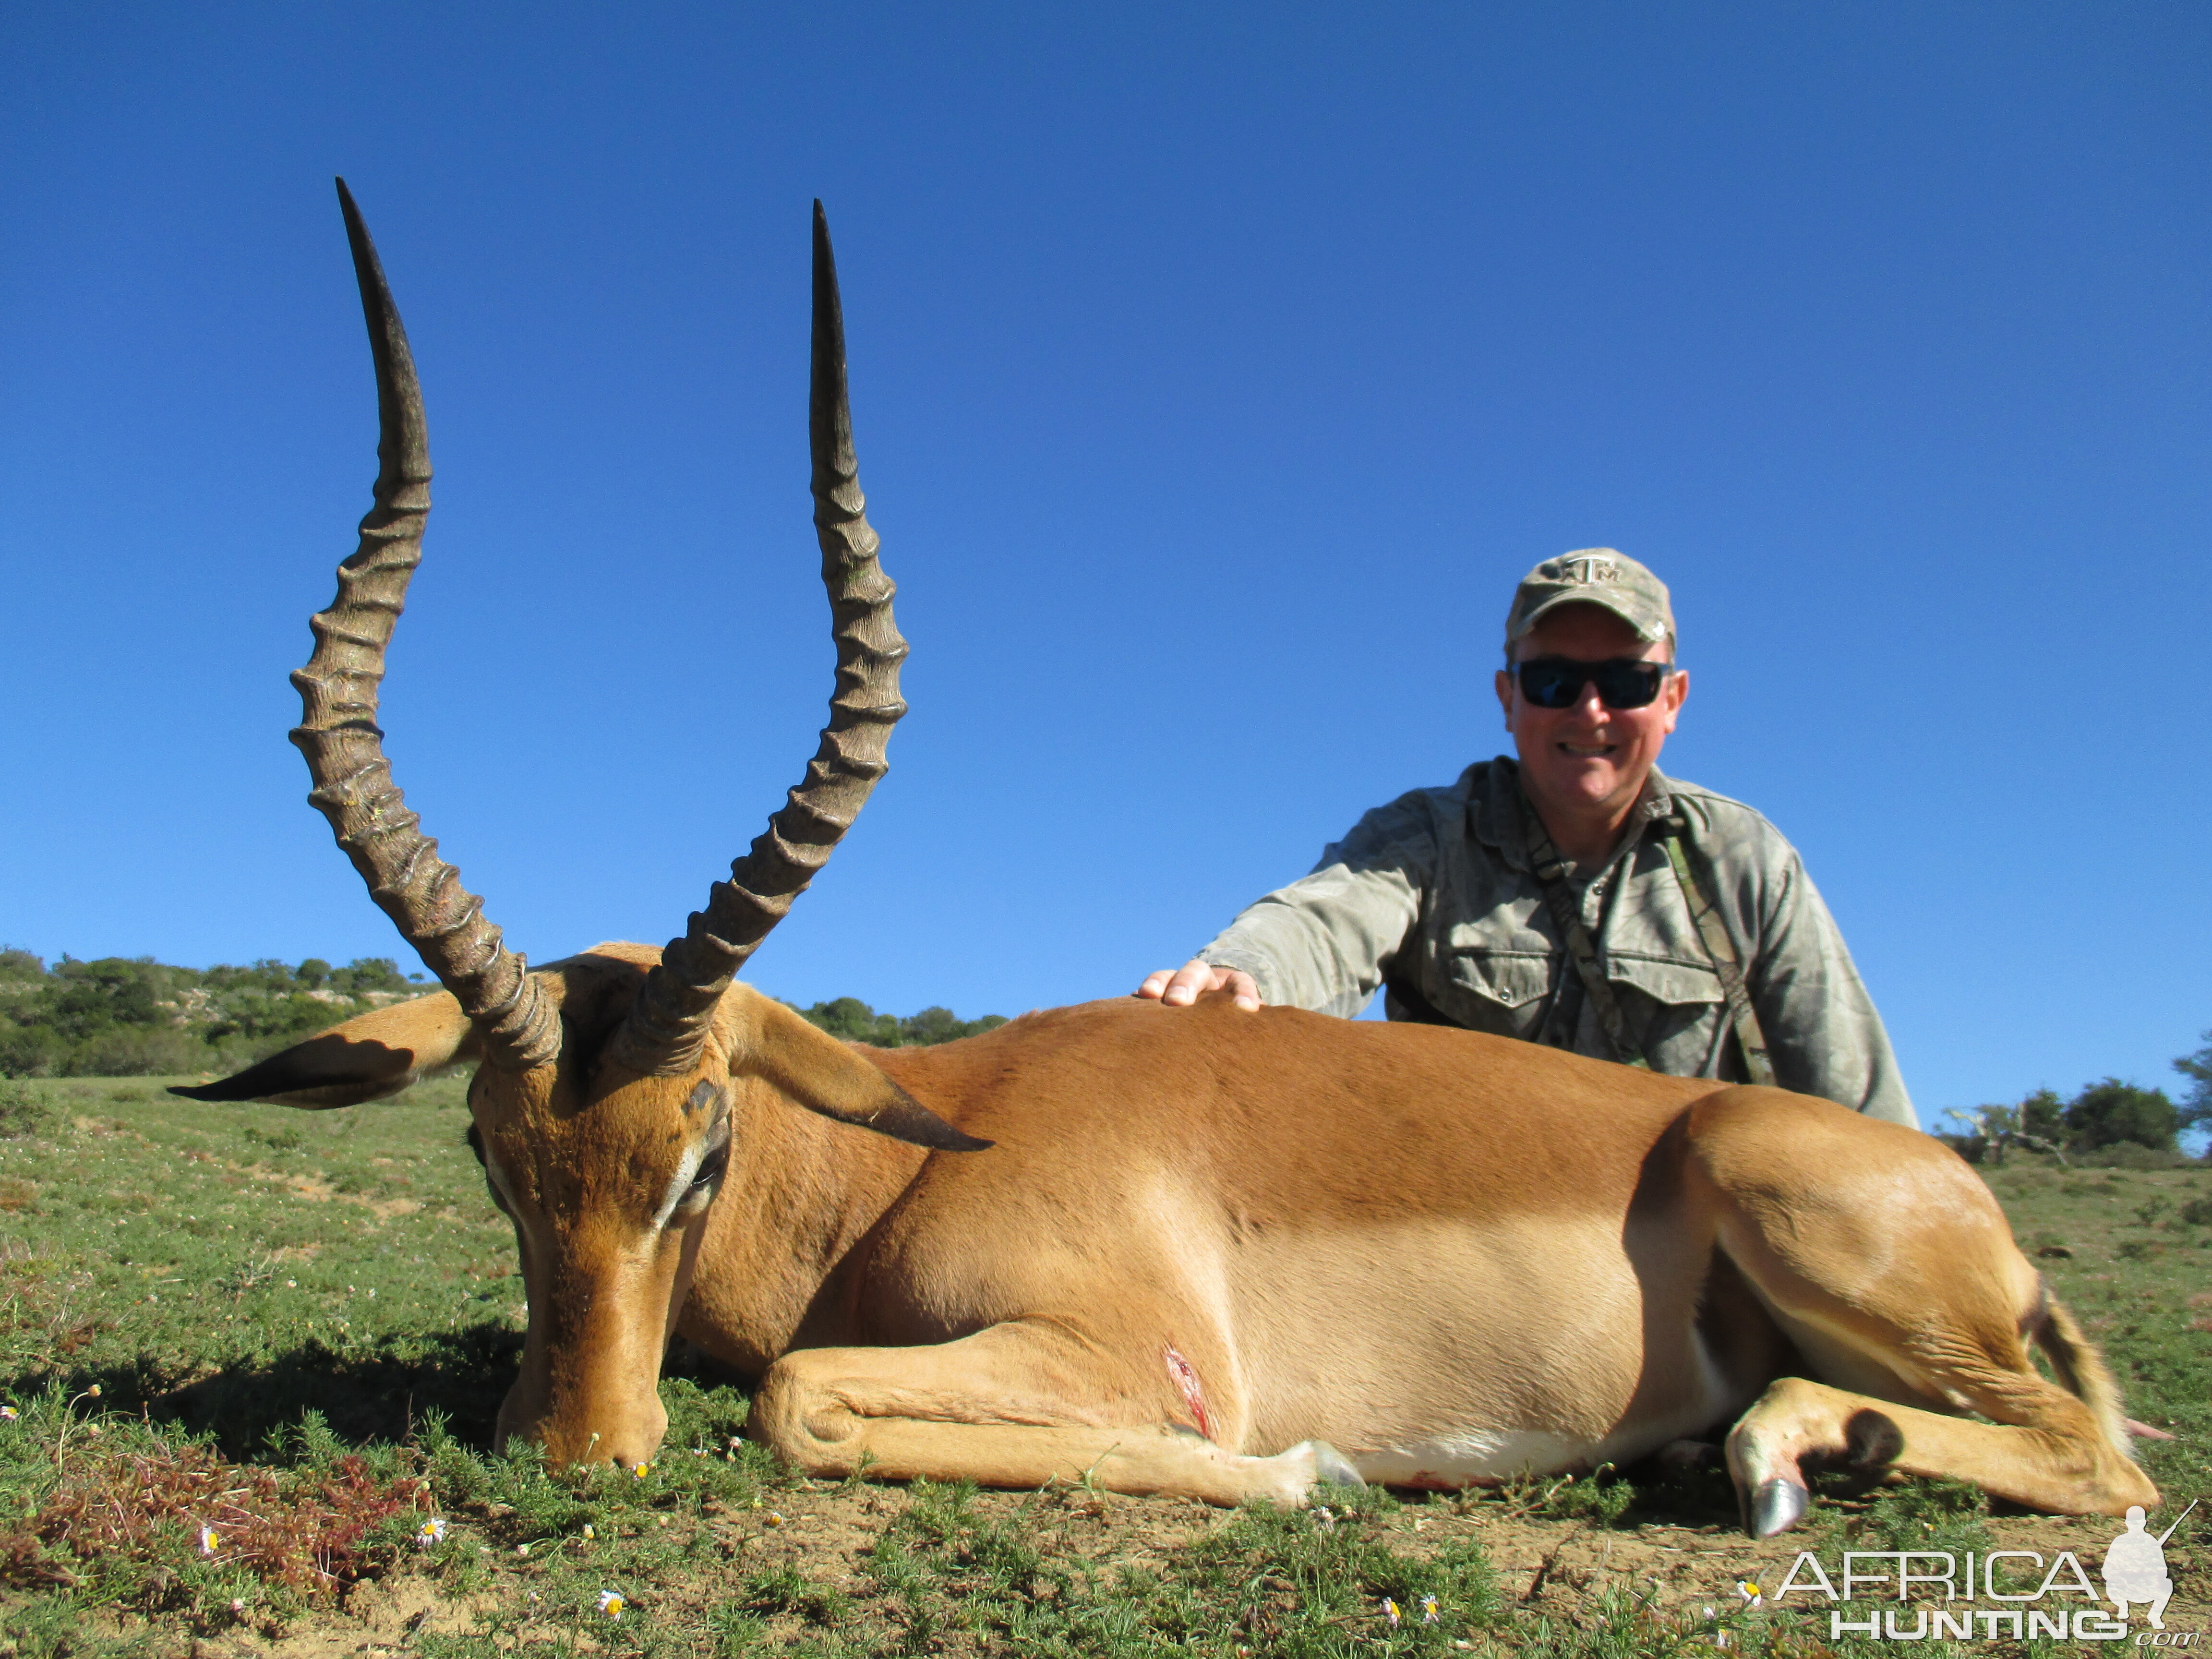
[1300,1441,1366,1490]
[1749,1478,1808,1538]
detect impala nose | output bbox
[497,1384,669,1471]
[559,1398,670,1473]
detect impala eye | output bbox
[690,1143,729,1193]
[659,1115,733,1229]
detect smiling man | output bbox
[1137,550,1916,1126]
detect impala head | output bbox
[172,181,982,1468]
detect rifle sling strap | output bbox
[1518,790,1652,1070]
[1518,789,1779,1088]
[1651,815,1778,1087]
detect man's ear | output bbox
[1659,663,1689,733]
[167,992,481,1108]
[724,990,991,1153]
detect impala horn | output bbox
[609,203,909,1076]
[289,178,561,1071]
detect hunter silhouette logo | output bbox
[2105,1501,2194,1631]
[1770,1499,2197,1642]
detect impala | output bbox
[176,183,2157,1536]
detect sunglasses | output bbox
[1514,656,1676,710]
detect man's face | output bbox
[1493,604,1687,823]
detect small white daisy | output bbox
[597,1590,625,1620]
[415,1517,447,1548]
[198,1525,220,1555]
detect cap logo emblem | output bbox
[1557,553,1619,585]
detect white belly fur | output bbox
[1353,1429,1599,1486]
[1347,1325,1739,1487]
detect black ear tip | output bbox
[169,1078,259,1102]
[944,1131,994,1154]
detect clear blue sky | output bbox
[3,3,2207,1128]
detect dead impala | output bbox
[175,182,2157,1536]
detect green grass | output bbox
[0,1082,2204,1657]
[0,1073,524,1455]
[1977,1156,2212,1480]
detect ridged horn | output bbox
[610,202,909,1076]
[288,178,560,1072]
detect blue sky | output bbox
[2,3,2207,1127]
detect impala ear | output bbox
[168,992,481,1109]
[733,991,991,1153]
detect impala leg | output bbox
[1726,1375,2158,1536]
[1684,1088,2158,1536]
[747,1321,1361,1506]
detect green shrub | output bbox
[0,954,425,1078]
[0,1080,53,1139]
[2064,1078,2181,1152]
[789,997,1009,1048]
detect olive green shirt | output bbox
[1198,758,1916,1127]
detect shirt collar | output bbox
[1469,757,1676,873]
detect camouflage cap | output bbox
[1504,549,1675,651]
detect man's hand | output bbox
[1135,959,1262,1011]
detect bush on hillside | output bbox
[790,997,1008,1049]
[2019,1087,2066,1143]
[0,950,421,1078]
[2176,1030,2212,1138]
[2062,1078,2180,1152]
[0,946,1009,1075]
[1969,1077,2187,1160]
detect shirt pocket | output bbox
[1606,953,1727,1077]
[1439,948,1555,1038]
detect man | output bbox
[1137,549,1916,1126]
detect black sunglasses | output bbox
[1515,656,1676,711]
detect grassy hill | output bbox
[0,950,1005,1080]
